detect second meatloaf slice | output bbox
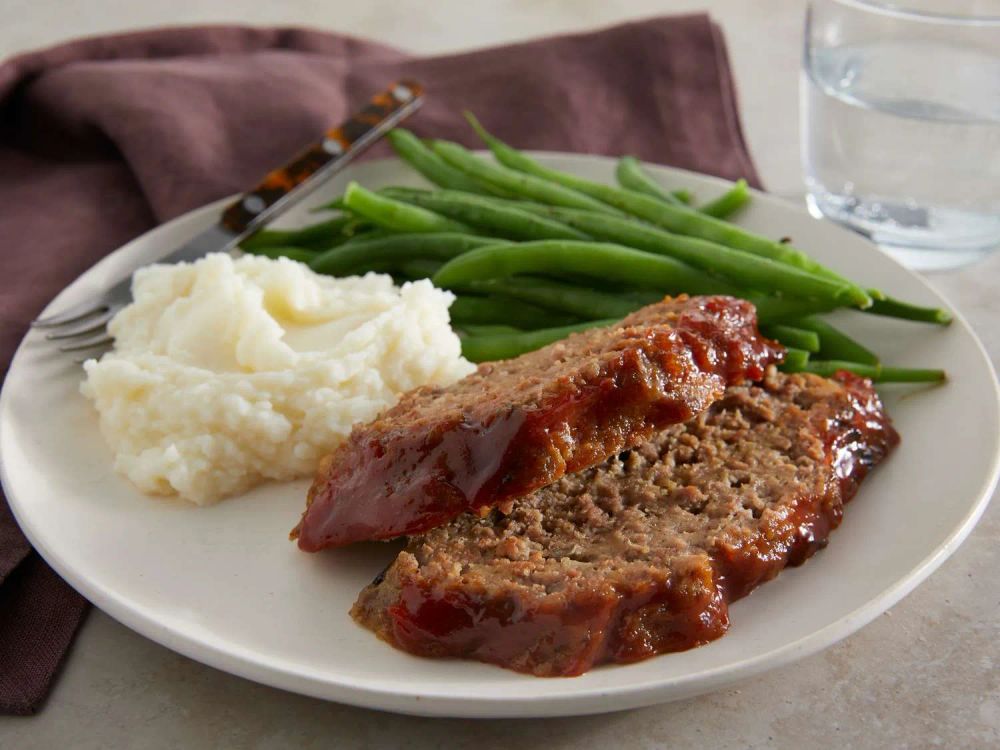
[352,369,899,675]
[295,295,781,550]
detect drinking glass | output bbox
[802,0,1000,271]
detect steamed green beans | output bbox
[503,202,857,305]
[460,272,836,330]
[387,129,502,195]
[429,140,619,215]
[309,233,505,276]
[465,277,660,320]
[343,182,471,233]
[253,114,951,377]
[379,187,590,241]
[464,273,836,328]
[433,241,742,297]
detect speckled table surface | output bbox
[2,2,998,748]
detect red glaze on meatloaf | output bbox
[351,369,898,676]
[295,296,781,550]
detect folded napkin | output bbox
[0,14,760,714]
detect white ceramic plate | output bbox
[2,155,998,718]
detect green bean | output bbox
[875,366,947,383]
[387,129,504,195]
[461,319,618,362]
[378,187,431,200]
[489,278,832,333]
[342,182,471,233]
[672,189,694,204]
[273,220,389,250]
[506,203,857,305]
[465,114,874,308]
[380,187,590,241]
[866,287,887,301]
[763,324,821,353]
[241,216,356,251]
[450,295,579,329]
[465,274,832,331]
[465,277,660,319]
[392,259,442,280]
[311,196,349,213]
[864,295,953,325]
[429,139,619,215]
[241,245,318,264]
[797,360,946,383]
[314,217,384,243]
[309,233,506,276]
[778,347,811,372]
[748,295,839,325]
[346,222,390,239]
[700,179,750,219]
[591,190,873,305]
[459,324,523,337]
[795,317,879,365]
[615,156,686,206]
[433,241,742,297]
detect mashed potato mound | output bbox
[82,253,475,504]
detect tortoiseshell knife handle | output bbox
[220,80,424,235]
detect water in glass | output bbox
[803,4,1000,270]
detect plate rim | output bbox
[3,153,998,718]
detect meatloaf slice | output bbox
[352,368,899,676]
[295,295,781,550]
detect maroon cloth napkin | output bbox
[0,15,759,714]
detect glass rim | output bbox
[828,0,1000,25]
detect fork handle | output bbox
[219,80,424,235]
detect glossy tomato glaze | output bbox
[379,373,899,676]
[297,298,781,550]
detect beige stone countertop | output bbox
[2,1,998,748]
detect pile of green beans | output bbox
[236,113,950,379]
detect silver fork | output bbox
[32,79,425,355]
[32,223,251,352]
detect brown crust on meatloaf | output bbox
[351,368,899,676]
[295,296,781,550]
